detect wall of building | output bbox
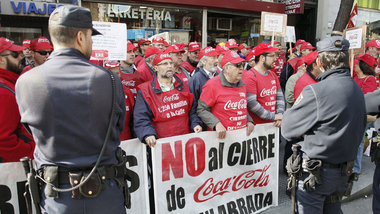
[315,0,341,41]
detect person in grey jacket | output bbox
[364,89,380,214]
[281,36,367,214]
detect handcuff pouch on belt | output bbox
[43,166,59,198]
[302,159,322,193]
[68,170,106,199]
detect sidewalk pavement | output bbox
[261,142,375,214]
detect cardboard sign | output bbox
[0,139,149,214]
[152,124,279,214]
[91,21,127,61]
[260,12,287,37]
[344,25,367,55]
[285,26,296,43]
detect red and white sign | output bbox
[152,124,279,214]
[285,0,304,15]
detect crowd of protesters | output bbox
[1,15,380,212]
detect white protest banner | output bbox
[91,21,127,61]
[285,26,296,43]
[260,12,287,37]
[345,28,363,49]
[0,139,150,214]
[120,139,150,214]
[152,124,279,214]
[0,162,28,214]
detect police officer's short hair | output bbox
[318,51,349,71]
[49,25,89,46]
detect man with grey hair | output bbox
[281,36,366,213]
[137,46,160,82]
[189,47,219,130]
[16,5,127,214]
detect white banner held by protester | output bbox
[285,26,296,43]
[120,139,150,214]
[0,139,150,214]
[152,124,279,214]
[260,12,287,37]
[345,28,363,49]
[91,21,127,60]
[0,162,28,214]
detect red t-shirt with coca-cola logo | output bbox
[242,68,280,124]
[120,85,135,141]
[200,77,248,131]
[120,69,146,99]
[272,51,286,77]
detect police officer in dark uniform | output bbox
[364,89,380,213]
[16,5,127,214]
[281,36,367,214]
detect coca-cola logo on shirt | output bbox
[122,79,136,87]
[224,99,247,111]
[260,86,277,97]
[163,93,180,103]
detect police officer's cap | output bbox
[317,36,350,53]
[49,5,101,36]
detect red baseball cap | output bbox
[152,36,165,44]
[104,60,120,69]
[144,46,160,58]
[188,42,200,52]
[246,48,256,61]
[127,40,137,51]
[366,39,380,49]
[0,37,24,53]
[303,51,318,66]
[199,47,218,60]
[295,39,306,46]
[153,52,172,66]
[165,45,185,54]
[221,51,245,67]
[138,38,151,47]
[22,39,32,49]
[216,44,229,55]
[300,42,316,51]
[295,58,305,72]
[163,40,169,47]
[175,43,187,50]
[254,43,279,56]
[356,53,378,69]
[225,39,238,49]
[238,43,250,51]
[31,37,53,51]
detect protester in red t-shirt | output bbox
[21,36,53,74]
[136,46,160,83]
[181,42,200,75]
[354,54,377,94]
[242,43,285,127]
[135,39,151,66]
[197,51,254,139]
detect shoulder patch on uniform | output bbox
[294,93,303,106]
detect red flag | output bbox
[346,0,358,29]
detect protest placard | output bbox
[152,124,279,214]
[260,12,287,37]
[91,21,127,61]
[0,139,149,214]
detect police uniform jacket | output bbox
[16,48,126,169]
[281,68,366,164]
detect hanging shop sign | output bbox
[108,5,172,21]
[285,0,304,15]
[0,0,77,17]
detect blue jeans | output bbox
[296,167,348,214]
[353,122,372,174]
[40,179,126,214]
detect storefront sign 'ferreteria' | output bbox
[108,6,172,21]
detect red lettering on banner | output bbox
[185,138,206,177]
[162,141,183,181]
[193,165,271,202]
